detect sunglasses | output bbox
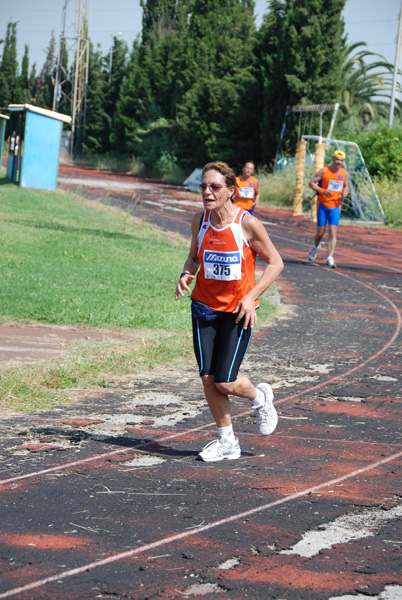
[199,183,228,192]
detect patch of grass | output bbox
[0,330,194,411]
[0,179,190,329]
[73,153,187,185]
[74,153,134,173]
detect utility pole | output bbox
[389,0,402,127]
[53,0,90,156]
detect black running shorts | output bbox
[192,312,252,383]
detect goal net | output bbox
[301,136,386,224]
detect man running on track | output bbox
[308,150,349,268]
[233,160,260,215]
[175,161,283,462]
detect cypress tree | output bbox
[115,0,192,170]
[37,31,57,109]
[14,45,30,103]
[140,0,179,41]
[114,40,144,157]
[0,21,18,106]
[259,0,346,163]
[106,36,128,152]
[176,0,259,168]
[83,44,109,154]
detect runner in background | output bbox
[175,161,283,462]
[233,160,260,215]
[7,131,20,155]
[308,150,349,268]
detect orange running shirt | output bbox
[191,208,258,313]
[233,175,258,212]
[318,166,347,209]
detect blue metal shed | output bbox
[6,104,71,191]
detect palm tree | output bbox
[340,40,402,127]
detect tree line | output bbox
[0,0,399,173]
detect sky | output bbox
[0,0,400,76]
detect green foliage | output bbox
[353,126,402,179]
[259,0,346,164]
[176,0,260,167]
[13,45,31,103]
[373,175,402,226]
[83,44,109,154]
[140,0,179,41]
[259,165,295,207]
[115,0,261,171]
[115,2,190,172]
[36,31,57,109]
[334,42,402,137]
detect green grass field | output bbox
[0,176,279,410]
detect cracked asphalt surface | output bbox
[0,164,401,600]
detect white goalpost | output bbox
[301,135,387,224]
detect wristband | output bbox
[180,271,190,278]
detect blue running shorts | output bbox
[317,202,340,227]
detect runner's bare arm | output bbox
[233,215,284,328]
[254,181,260,210]
[175,212,202,300]
[342,172,349,198]
[309,169,330,196]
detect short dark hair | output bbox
[202,161,236,189]
[243,160,256,168]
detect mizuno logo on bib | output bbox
[203,250,242,281]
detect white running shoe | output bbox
[198,437,241,462]
[308,244,321,261]
[255,383,278,436]
[325,256,336,268]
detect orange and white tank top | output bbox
[233,175,258,211]
[318,166,347,209]
[191,208,258,313]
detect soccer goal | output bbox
[301,135,387,224]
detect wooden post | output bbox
[311,142,326,221]
[293,139,307,216]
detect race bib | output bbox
[327,180,343,192]
[203,250,242,281]
[239,187,254,199]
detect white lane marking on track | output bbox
[0,255,400,488]
[0,449,401,599]
[280,504,402,557]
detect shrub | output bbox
[373,176,402,226]
[259,165,295,208]
[353,126,402,179]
